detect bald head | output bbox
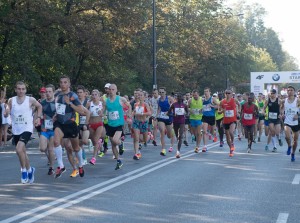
[109,84,117,96]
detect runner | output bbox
[102,84,131,170]
[280,86,300,162]
[188,89,203,153]
[169,93,189,158]
[53,75,85,178]
[202,87,219,152]
[8,81,42,184]
[156,87,175,156]
[219,89,240,157]
[241,94,259,153]
[39,84,56,175]
[183,92,191,146]
[257,93,265,142]
[215,92,224,147]
[149,89,159,146]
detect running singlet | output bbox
[55,91,81,124]
[258,101,264,117]
[41,99,56,131]
[106,95,125,127]
[242,103,256,126]
[284,98,298,126]
[11,96,33,135]
[189,97,203,120]
[267,98,280,120]
[134,102,148,116]
[79,99,88,125]
[173,102,186,124]
[215,99,224,121]
[158,96,171,120]
[150,97,159,117]
[203,97,215,117]
[221,98,237,124]
[89,101,103,117]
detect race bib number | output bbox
[79,116,87,125]
[109,111,120,120]
[259,108,264,114]
[243,113,253,120]
[203,104,211,112]
[135,106,144,115]
[15,115,27,125]
[159,111,169,119]
[286,108,297,116]
[175,108,184,115]
[192,109,200,115]
[44,119,53,130]
[269,112,278,119]
[56,103,66,115]
[225,110,234,118]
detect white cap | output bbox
[213,93,217,97]
[104,83,111,88]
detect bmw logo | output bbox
[272,74,280,81]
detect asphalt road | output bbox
[0,132,299,223]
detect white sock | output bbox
[21,168,26,172]
[272,137,276,147]
[76,149,84,167]
[27,167,32,173]
[54,145,64,168]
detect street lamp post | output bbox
[152,0,157,90]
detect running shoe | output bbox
[229,150,234,157]
[265,145,269,151]
[168,147,173,152]
[252,139,256,143]
[230,143,235,151]
[119,142,125,155]
[82,159,88,166]
[89,157,96,165]
[287,147,291,155]
[183,140,189,146]
[209,135,212,140]
[152,140,157,146]
[48,167,54,176]
[28,167,35,184]
[54,167,66,179]
[160,149,166,156]
[115,160,123,170]
[247,147,251,153]
[202,146,207,152]
[176,151,180,158]
[79,167,84,177]
[272,147,277,152]
[220,141,224,147]
[194,147,199,153]
[98,151,105,157]
[133,154,140,160]
[213,136,218,142]
[21,171,28,184]
[137,153,142,159]
[70,169,79,178]
[291,154,295,162]
[278,139,283,147]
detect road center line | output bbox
[292,174,300,184]
[276,213,289,223]
[1,142,219,223]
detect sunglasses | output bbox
[159,91,165,94]
[225,92,231,94]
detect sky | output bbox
[226,0,300,67]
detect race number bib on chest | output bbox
[15,115,27,125]
[225,110,234,118]
[286,108,297,116]
[175,108,184,115]
[44,119,53,129]
[159,111,169,119]
[243,113,253,120]
[56,103,66,115]
[109,111,120,120]
[269,112,277,119]
[79,116,87,124]
[90,107,100,116]
[203,104,211,112]
[135,106,144,115]
[192,109,200,115]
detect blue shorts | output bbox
[264,120,269,126]
[190,119,202,127]
[132,119,149,133]
[41,131,54,139]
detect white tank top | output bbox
[150,97,159,116]
[89,101,103,117]
[11,96,33,135]
[284,97,298,126]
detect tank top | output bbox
[41,99,56,131]
[90,101,103,117]
[242,103,256,126]
[173,102,186,124]
[215,99,224,121]
[284,98,298,126]
[221,98,237,124]
[203,96,215,117]
[106,96,124,127]
[268,98,280,120]
[134,102,148,116]
[189,97,203,120]
[150,97,159,117]
[158,96,170,120]
[11,96,33,135]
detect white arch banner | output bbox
[251,71,300,95]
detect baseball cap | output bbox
[213,93,217,97]
[39,87,46,93]
[270,89,277,94]
[104,83,111,88]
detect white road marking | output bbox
[1,142,219,223]
[292,174,300,184]
[276,213,289,223]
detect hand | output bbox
[63,95,71,105]
[34,118,41,127]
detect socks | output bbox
[76,149,84,167]
[54,145,64,168]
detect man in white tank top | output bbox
[280,85,300,162]
[7,81,42,184]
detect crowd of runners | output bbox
[2,76,300,184]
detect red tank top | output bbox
[221,98,237,124]
[242,103,256,126]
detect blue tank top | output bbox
[158,96,170,112]
[203,96,215,117]
[106,95,124,127]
